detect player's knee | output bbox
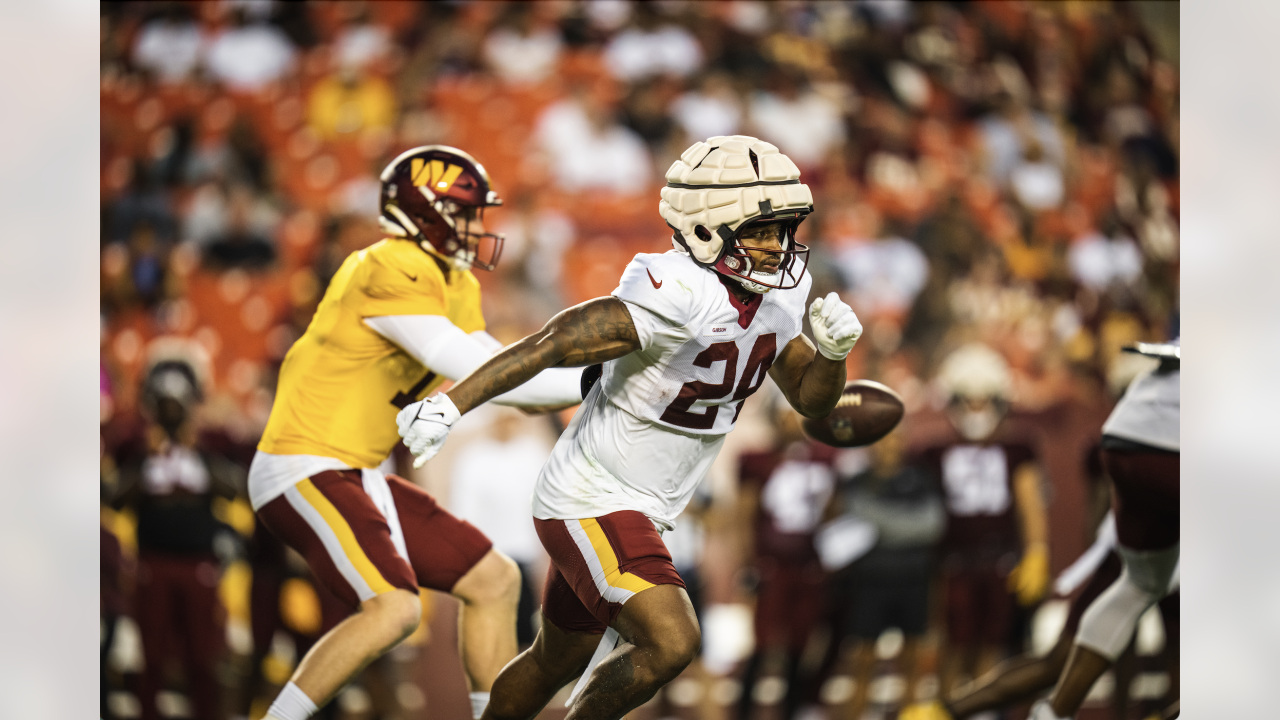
[652,623,700,679]
[458,550,522,607]
[494,553,524,604]
[367,589,423,638]
[1076,573,1155,661]
[1117,543,1179,597]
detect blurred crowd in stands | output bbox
[100,2,1178,719]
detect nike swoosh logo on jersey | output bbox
[646,268,663,289]
[399,269,418,282]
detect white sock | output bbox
[470,691,491,719]
[266,682,319,720]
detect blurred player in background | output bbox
[914,515,1178,720]
[905,354,1181,720]
[110,352,246,720]
[398,135,863,720]
[736,398,837,720]
[924,343,1050,698]
[1031,342,1180,720]
[829,426,945,719]
[249,146,584,720]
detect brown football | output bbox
[802,380,905,448]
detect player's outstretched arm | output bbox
[448,296,641,414]
[769,334,847,418]
[397,298,640,466]
[769,292,863,418]
[364,315,583,410]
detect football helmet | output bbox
[658,135,813,293]
[379,145,505,272]
[936,343,1012,441]
[141,357,204,436]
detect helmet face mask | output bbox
[404,200,504,272]
[141,360,203,437]
[659,135,814,294]
[709,216,810,293]
[379,146,505,272]
[946,395,1009,441]
[935,343,1014,442]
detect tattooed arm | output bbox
[767,291,861,418]
[446,297,641,415]
[768,333,847,418]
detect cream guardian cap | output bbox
[659,135,814,292]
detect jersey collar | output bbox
[715,273,763,329]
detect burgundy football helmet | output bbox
[379,146,505,272]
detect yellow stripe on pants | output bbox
[579,517,656,596]
[296,477,396,595]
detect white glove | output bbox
[396,394,462,468]
[809,292,862,361]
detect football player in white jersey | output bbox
[398,135,864,720]
[1029,341,1180,720]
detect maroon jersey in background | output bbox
[922,441,1036,563]
[918,431,1040,650]
[737,440,840,720]
[739,440,839,564]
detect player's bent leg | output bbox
[567,584,701,720]
[271,588,421,717]
[1049,545,1177,718]
[929,553,1121,718]
[1074,549,1174,665]
[386,472,517,714]
[943,636,1069,718]
[483,614,603,720]
[451,548,524,692]
[256,471,425,719]
[526,510,693,720]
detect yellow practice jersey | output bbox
[259,239,485,468]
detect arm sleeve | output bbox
[469,330,504,353]
[364,315,582,407]
[461,329,583,406]
[617,300,668,351]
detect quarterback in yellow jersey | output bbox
[249,146,584,720]
[256,236,485,469]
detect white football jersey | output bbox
[533,251,811,530]
[1102,367,1179,451]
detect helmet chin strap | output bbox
[729,270,773,294]
[418,240,474,272]
[384,204,419,237]
[379,213,409,238]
